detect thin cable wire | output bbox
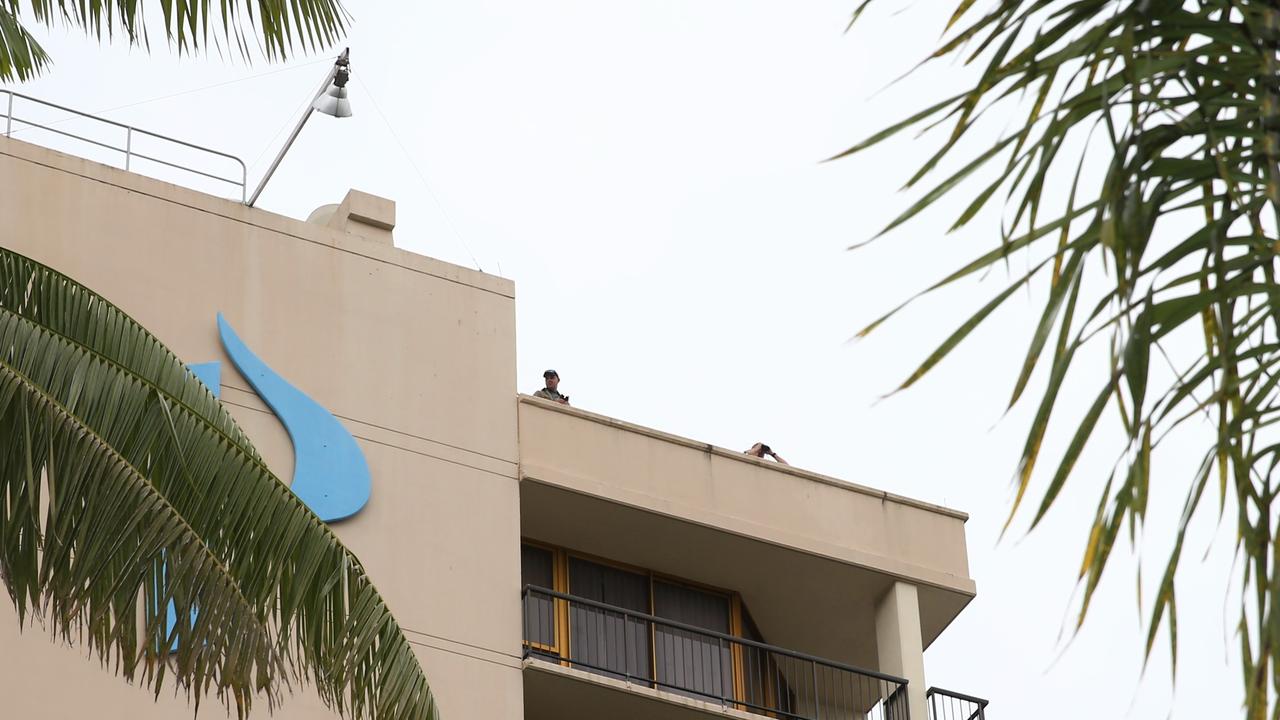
[246,89,316,178]
[233,53,343,185]
[92,58,334,116]
[353,74,485,273]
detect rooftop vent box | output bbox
[308,189,395,247]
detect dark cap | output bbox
[543,369,559,378]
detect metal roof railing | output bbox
[2,89,248,202]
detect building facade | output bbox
[0,124,982,719]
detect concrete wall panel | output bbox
[0,136,523,720]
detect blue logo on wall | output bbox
[202,313,372,521]
[163,314,372,645]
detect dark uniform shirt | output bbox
[533,387,567,403]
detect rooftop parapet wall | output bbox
[0,134,516,462]
[518,395,972,592]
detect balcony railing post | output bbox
[623,609,631,684]
[812,660,820,720]
[4,91,12,137]
[124,127,133,171]
[520,587,528,658]
[718,636,727,706]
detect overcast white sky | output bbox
[9,1,1247,718]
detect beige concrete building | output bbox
[0,104,986,720]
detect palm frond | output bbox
[0,247,438,720]
[0,5,51,81]
[0,0,347,82]
[848,2,1280,716]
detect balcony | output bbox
[522,586,910,720]
[517,396,976,674]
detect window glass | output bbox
[520,545,555,651]
[521,544,553,588]
[567,557,651,680]
[568,557,649,611]
[652,580,732,700]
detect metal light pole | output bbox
[247,48,352,207]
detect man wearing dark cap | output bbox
[534,370,570,405]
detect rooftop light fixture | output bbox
[311,64,352,118]
[247,48,352,207]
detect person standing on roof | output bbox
[534,369,570,405]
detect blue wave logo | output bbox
[162,315,372,647]
[214,313,371,521]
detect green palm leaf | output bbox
[848,2,1280,717]
[0,0,347,81]
[0,246,438,719]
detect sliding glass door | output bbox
[653,580,732,701]
[521,545,557,657]
[567,557,651,681]
[520,543,746,705]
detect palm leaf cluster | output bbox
[0,0,347,82]
[843,1,1280,715]
[0,245,438,719]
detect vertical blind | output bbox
[520,545,896,720]
[521,544,739,698]
[568,557,651,680]
[652,580,732,699]
[521,545,555,651]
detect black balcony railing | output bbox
[522,585,910,720]
[927,687,988,720]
